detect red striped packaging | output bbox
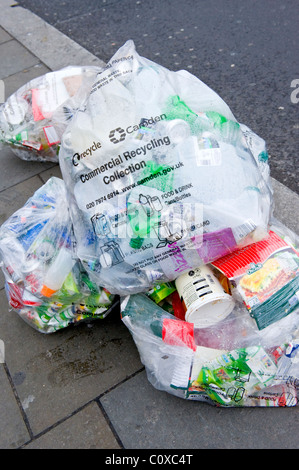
[211,231,290,279]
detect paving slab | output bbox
[23,401,121,449]
[0,365,31,448]
[0,286,142,436]
[2,63,50,100]
[0,25,12,44]
[39,164,62,183]
[0,38,40,78]
[0,146,55,192]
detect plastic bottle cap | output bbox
[41,285,57,297]
[129,236,144,249]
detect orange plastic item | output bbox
[41,285,57,297]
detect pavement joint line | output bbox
[97,367,146,401]
[3,362,34,441]
[0,36,14,46]
[36,171,51,186]
[0,166,57,194]
[10,363,144,448]
[18,398,98,447]
[96,399,125,449]
[0,29,52,77]
[0,61,49,82]
[18,398,125,449]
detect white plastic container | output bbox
[175,265,235,328]
[41,247,76,297]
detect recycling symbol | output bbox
[109,127,126,144]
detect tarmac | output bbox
[0,0,299,451]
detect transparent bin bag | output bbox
[0,177,115,333]
[59,40,273,296]
[0,66,101,162]
[121,293,299,407]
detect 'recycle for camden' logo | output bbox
[0,339,4,363]
[72,114,168,165]
[109,127,126,144]
[108,114,167,144]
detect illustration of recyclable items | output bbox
[0,177,116,333]
[0,66,101,162]
[59,40,273,296]
[121,222,299,407]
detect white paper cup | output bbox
[175,265,235,328]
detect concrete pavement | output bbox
[0,0,298,450]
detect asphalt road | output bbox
[16,0,299,194]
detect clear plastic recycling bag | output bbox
[121,221,299,407]
[59,40,273,296]
[0,177,116,333]
[0,66,100,162]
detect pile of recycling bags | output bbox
[0,40,298,406]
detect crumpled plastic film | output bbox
[0,66,101,162]
[0,177,116,333]
[59,40,273,296]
